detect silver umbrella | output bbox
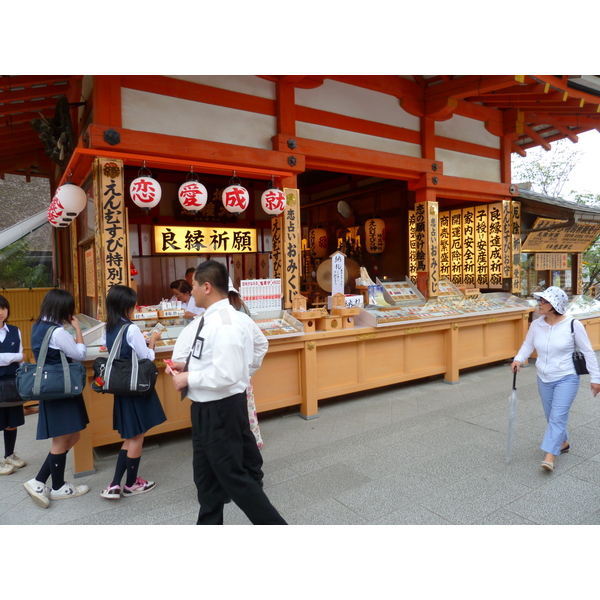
[506,369,519,464]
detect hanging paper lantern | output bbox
[53,183,87,215]
[261,188,286,216]
[222,184,249,214]
[309,227,329,259]
[365,218,386,254]
[130,176,162,209]
[178,180,208,212]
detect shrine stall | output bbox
[6,75,600,475]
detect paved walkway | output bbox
[2,356,600,525]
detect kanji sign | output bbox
[153,226,257,254]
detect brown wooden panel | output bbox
[252,348,302,407]
[362,335,405,381]
[315,343,360,393]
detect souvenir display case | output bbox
[566,295,600,319]
[356,290,531,327]
[65,314,104,345]
[251,310,304,338]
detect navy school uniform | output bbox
[31,321,89,440]
[0,324,25,431]
[106,321,166,440]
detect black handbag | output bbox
[0,378,26,407]
[571,319,589,375]
[91,324,158,397]
[15,326,87,401]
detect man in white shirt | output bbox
[170,260,286,525]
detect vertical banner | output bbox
[450,210,463,285]
[511,201,521,293]
[438,211,451,282]
[271,215,283,280]
[98,158,128,294]
[474,206,489,288]
[408,210,417,283]
[461,208,475,286]
[576,253,583,295]
[282,188,301,308]
[502,200,512,287]
[488,203,503,289]
[415,201,439,297]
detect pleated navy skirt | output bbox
[113,389,166,440]
[36,394,89,440]
[0,404,25,431]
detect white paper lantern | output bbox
[130,176,162,209]
[53,183,87,216]
[178,180,208,212]
[261,188,286,216]
[222,184,249,214]
[47,200,71,227]
[365,218,386,254]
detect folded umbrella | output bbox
[506,368,519,464]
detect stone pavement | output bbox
[2,356,600,525]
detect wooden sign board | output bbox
[522,218,600,253]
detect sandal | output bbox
[541,461,554,471]
[560,444,570,454]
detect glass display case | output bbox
[251,310,304,338]
[356,292,531,327]
[566,295,600,319]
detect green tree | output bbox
[0,238,53,288]
[511,139,600,294]
[511,138,582,199]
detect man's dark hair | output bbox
[195,260,229,295]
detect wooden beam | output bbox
[272,134,439,180]
[92,75,122,128]
[276,78,296,136]
[0,98,57,117]
[425,76,524,102]
[523,124,551,150]
[410,172,518,202]
[85,124,303,175]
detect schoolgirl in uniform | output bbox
[100,285,166,499]
[0,295,27,475]
[23,289,89,508]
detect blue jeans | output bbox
[537,374,579,456]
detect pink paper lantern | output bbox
[222,185,249,214]
[130,176,162,209]
[261,188,286,216]
[178,181,208,212]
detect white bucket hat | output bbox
[532,286,568,315]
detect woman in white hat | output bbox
[511,286,600,471]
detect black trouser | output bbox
[190,393,287,525]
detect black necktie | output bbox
[181,316,204,401]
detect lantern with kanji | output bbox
[261,187,286,216]
[130,176,162,209]
[47,183,87,227]
[365,218,386,254]
[309,227,329,259]
[178,180,208,212]
[222,184,249,214]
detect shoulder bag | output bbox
[91,324,158,396]
[15,326,87,401]
[0,378,26,407]
[571,319,589,375]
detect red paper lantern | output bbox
[309,227,329,258]
[178,181,208,212]
[222,185,249,214]
[261,188,286,216]
[130,176,162,209]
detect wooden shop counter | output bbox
[72,305,533,475]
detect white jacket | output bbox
[514,316,600,384]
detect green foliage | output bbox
[0,238,53,288]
